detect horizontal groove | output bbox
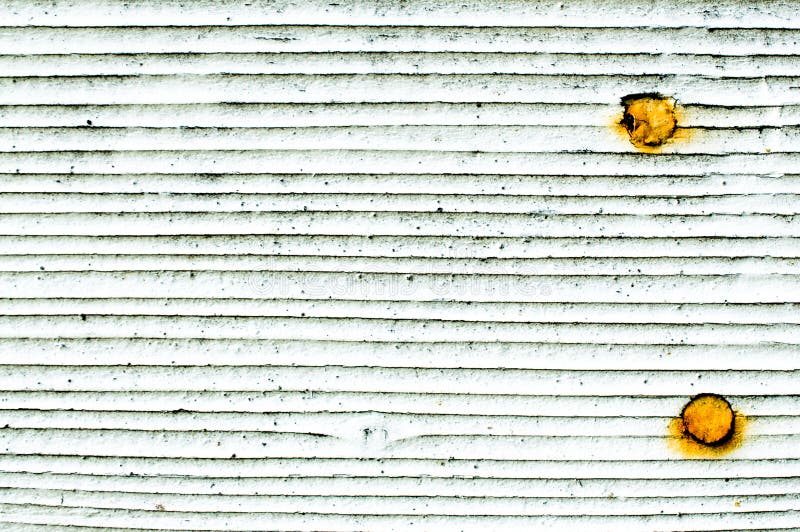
[3,101,798,108]
[0,313,800,344]
[0,271,796,304]
[0,498,799,520]
[0,356,797,369]
[0,126,797,158]
[3,427,796,440]
[4,364,800,371]
[0,212,797,239]
[0,429,798,460]
[1,174,799,196]
[1,52,799,78]
[0,192,795,215]
[0,515,798,532]
[3,485,800,505]
[2,125,797,156]
[3,338,796,346]
[1,104,798,128]
[6,471,800,481]
[0,514,796,532]
[1,256,797,275]
[3,471,800,497]
[3,484,798,501]
[3,151,799,176]
[1,25,799,52]
[0,236,796,259]
[1,390,797,417]
[0,318,796,344]
[0,366,797,397]
[2,408,794,420]
[0,74,798,106]
[0,268,792,275]
[1,300,798,328]
[0,410,796,437]
[0,525,797,532]
[0,310,798,327]
[7,73,800,80]
[3,454,799,465]
[5,455,800,486]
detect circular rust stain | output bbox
[619,93,677,148]
[681,393,735,446]
[668,393,746,458]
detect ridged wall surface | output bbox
[0,1,799,530]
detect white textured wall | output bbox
[0,1,798,530]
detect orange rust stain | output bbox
[611,93,693,153]
[683,393,735,445]
[667,394,748,459]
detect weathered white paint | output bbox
[0,0,798,530]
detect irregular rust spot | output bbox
[613,93,688,152]
[619,93,677,147]
[668,393,748,458]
